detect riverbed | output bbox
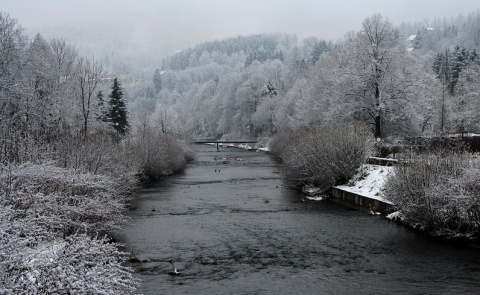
[119,144,480,294]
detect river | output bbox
[119,144,480,294]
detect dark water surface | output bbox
[120,145,480,294]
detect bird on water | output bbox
[167,259,181,275]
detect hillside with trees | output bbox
[128,11,480,141]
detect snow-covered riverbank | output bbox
[334,164,394,205]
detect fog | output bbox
[3,0,479,67]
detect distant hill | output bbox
[164,33,297,70]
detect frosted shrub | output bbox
[0,164,138,294]
[54,132,128,175]
[1,163,126,236]
[1,232,138,294]
[125,129,190,180]
[384,153,480,240]
[271,121,374,191]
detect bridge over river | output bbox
[194,137,257,151]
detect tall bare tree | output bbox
[75,57,103,136]
[332,14,416,138]
[360,14,400,138]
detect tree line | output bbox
[128,11,480,142]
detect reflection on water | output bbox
[120,145,480,295]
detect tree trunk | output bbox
[374,81,382,139]
[374,115,381,139]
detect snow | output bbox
[334,164,394,204]
[407,34,417,41]
[306,195,324,201]
[386,210,403,221]
[256,146,270,152]
[369,156,401,162]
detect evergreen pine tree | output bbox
[107,78,129,135]
[153,68,162,94]
[433,52,443,78]
[450,45,469,95]
[310,41,325,65]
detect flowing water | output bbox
[119,145,480,294]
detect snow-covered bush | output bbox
[0,163,138,294]
[1,232,138,294]
[384,153,480,240]
[1,163,127,236]
[270,121,374,190]
[124,128,191,180]
[53,132,133,176]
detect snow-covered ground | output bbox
[334,164,395,204]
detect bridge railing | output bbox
[194,138,257,144]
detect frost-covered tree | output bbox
[356,14,406,138]
[452,63,480,133]
[0,12,28,163]
[253,81,279,135]
[75,57,103,136]
[318,14,417,138]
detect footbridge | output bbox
[194,137,257,151]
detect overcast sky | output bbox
[4,0,480,37]
[3,0,480,58]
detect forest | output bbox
[129,12,480,140]
[1,8,480,294]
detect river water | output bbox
[120,145,480,294]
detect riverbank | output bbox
[331,164,395,214]
[205,142,480,244]
[217,144,394,214]
[328,162,480,245]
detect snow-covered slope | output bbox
[334,164,394,204]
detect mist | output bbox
[4,0,480,68]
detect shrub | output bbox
[0,163,138,294]
[270,121,374,191]
[384,152,480,239]
[0,163,128,239]
[0,231,138,294]
[124,128,192,180]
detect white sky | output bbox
[2,0,479,58]
[4,0,480,39]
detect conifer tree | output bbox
[107,78,129,135]
[153,68,162,94]
[433,52,443,79]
